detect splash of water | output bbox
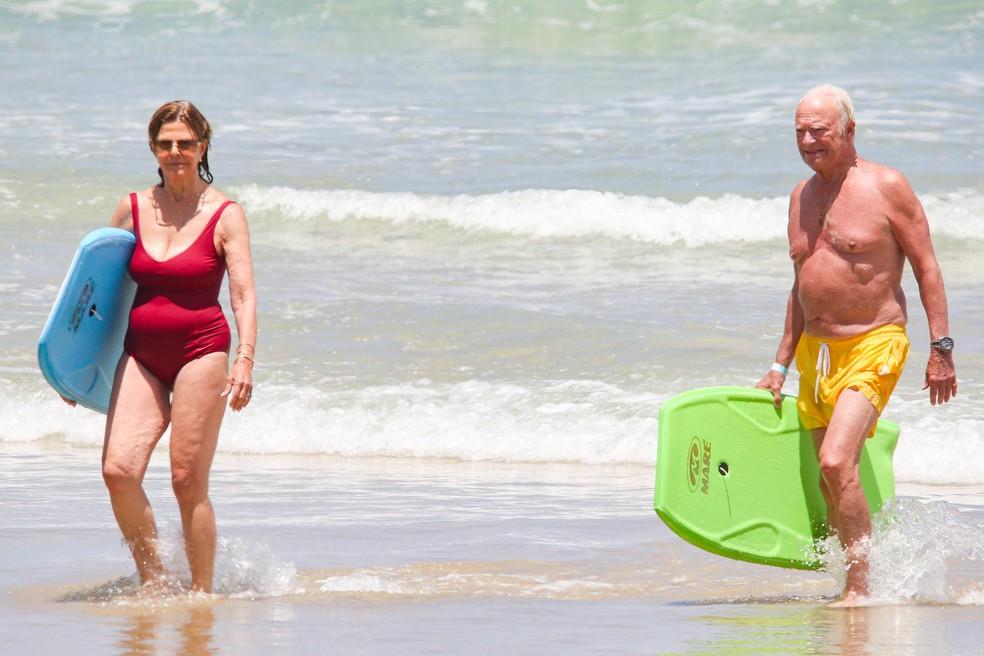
[816,497,984,604]
[156,528,297,600]
[57,527,296,606]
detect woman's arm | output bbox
[109,194,135,230]
[218,203,257,411]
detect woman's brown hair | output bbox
[147,100,214,186]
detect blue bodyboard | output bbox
[38,228,137,413]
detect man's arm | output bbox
[756,189,806,406]
[883,169,957,405]
[756,276,804,406]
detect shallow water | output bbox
[4,445,984,654]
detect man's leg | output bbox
[810,428,836,535]
[814,388,879,603]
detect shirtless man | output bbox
[756,85,957,605]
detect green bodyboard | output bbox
[653,386,899,570]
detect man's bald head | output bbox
[798,85,855,134]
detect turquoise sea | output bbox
[2,1,984,654]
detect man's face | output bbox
[795,99,852,174]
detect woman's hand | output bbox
[221,355,254,411]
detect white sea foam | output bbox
[217,379,661,464]
[957,587,984,605]
[0,383,106,447]
[314,566,619,599]
[0,377,659,463]
[893,415,984,485]
[234,185,984,246]
[235,185,788,246]
[7,0,227,20]
[6,376,984,484]
[317,572,406,594]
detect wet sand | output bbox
[3,443,984,654]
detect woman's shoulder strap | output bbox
[128,192,140,232]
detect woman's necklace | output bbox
[153,187,208,227]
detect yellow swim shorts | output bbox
[795,324,909,437]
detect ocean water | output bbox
[2,1,984,654]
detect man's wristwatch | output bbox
[931,336,954,353]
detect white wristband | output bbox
[770,362,788,376]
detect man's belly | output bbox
[798,258,906,339]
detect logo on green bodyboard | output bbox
[687,436,711,495]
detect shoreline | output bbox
[4,440,983,654]
[3,440,984,500]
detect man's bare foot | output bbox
[839,544,870,607]
[827,590,870,608]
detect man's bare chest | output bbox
[791,195,894,263]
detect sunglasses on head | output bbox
[153,139,200,153]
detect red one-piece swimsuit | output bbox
[124,192,233,388]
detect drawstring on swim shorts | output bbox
[815,342,830,403]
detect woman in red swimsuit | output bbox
[102,101,257,593]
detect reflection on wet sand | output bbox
[177,607,216,656]
[53,578,218,656]
[827,606,872,656]
[117,613,156,656]
[116,606,216,656]
[825,604,936,656]
[676,602,946,655]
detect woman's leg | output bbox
[169,352,228,592]
[102,355,171,585]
